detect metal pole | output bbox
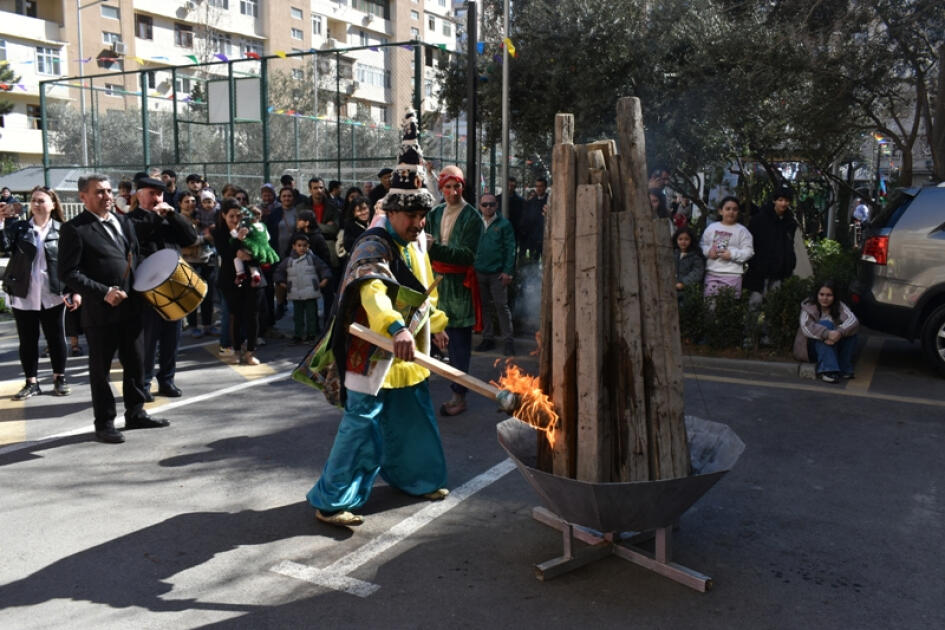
[294,115,300,169]
[501,0,510,217]
[312,51,319,158]
[40,81,50,187]
[465,1,478,205]
[75,0,89,167]
[261,57,271,184]
[141,72,150,169]
[172,67,180,165]
[228,61,236,169]
[336,52,342,183]
[414,44,422,116]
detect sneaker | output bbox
[13,381,41,400]
[191,327,204,338]
[218,346,235,357]
[53,375,71,396]
[819,372,839,384]
[240,352,261,366]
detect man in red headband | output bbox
[426,165,483,416]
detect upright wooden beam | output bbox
[615,97,689,480]
[575,183,609,482]
[550,113,577,478]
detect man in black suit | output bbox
[129,177,197,399]
[59,174,169,444]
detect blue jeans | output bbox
[809,319,857,375]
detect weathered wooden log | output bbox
[615,97,690,480]
[575,183,610,482]
[550,116,578,478]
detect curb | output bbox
[682,354,816,380]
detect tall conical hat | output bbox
[382,109,435,212]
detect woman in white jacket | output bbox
[700,196,754,298]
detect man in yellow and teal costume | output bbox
[307,110,450,526]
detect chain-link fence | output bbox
[40,42,501,199]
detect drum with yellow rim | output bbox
[133,249,208,321]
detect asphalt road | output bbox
[0,315,942,629]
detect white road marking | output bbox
[271,458,517,597]
[0,371,292,456]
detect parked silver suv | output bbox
[851,185,945,376]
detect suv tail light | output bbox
[861,235,889,265]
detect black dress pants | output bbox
[84,321,148,428]
[12,304,67,379]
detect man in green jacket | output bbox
[473,192,516,356]
[426,165,483,416]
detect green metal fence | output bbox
[40,42,499,197]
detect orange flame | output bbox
[491,362,558,447]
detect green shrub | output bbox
[807,238,857,296]
[762,276,814,350]
[705,287,749,349]
[678,284,707,343]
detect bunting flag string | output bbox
[275,51,287,59]
[503,37,516,58]
[476,42,485,54]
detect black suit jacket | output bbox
[58,209,142,328]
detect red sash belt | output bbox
[431,261,482,332]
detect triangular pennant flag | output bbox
[133,57,145,65]
[215,53,228,62]
[477,42,484,54]
[246,51,260,59]
[503,37,516,58]
[275,50,287,59]
[186,55,198,64]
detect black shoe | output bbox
[157,382,182,397]
[71,345,84,357]
[475,339,496,352]
[95,425,125,443]
[503,340,516,356]
[142,388,155,403]
[125,416,171,430]
[13,381,41,400]
[53,375,71,396]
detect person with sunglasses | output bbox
[473,193,516,356]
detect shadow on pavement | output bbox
[0,502,347,614]
[0,433,92,466]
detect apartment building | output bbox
[0,0,460,167]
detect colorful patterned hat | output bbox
[382,109,435,213]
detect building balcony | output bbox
[0,11,64,46]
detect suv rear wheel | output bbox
[920,304,945,376]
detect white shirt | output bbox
[11,218,62,311]
[93,209,126,246]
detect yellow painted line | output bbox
[684,372,945,408]
[0,379,27,445]
[204,345,277,379]
[846,336,883,394]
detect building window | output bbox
[356,64,390,88]
[209,0,229,8]
[35,46,61,75]
[351,0,388,20]
[17,1,37,17]
[243,41,263,57]
[136,15,153,40]
[0,40,6,62]
[410,27,419,39]
[101,5,120,19]
[105,83,124,96]
[146,71,156,90]
[312,15,322,36]
[175,23,194,48]
[210,31,231,55]
[411,10,419,20]
[292,68,303,80]
[359,30,369,46]
[27,104,42,130]
[290,7,303,20]
[103,31,122,45]
[442,22,451,37]
[291,28,303,40]
[370,105,387,124]
[424,80,432,97]
[175,76,193,93]
[439,0,446,6]
[240,0,258,17]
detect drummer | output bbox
[128,177,197,400]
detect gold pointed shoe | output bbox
[422,488,450,501]
[316,510,364,526]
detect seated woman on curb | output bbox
[793,280,859,383]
